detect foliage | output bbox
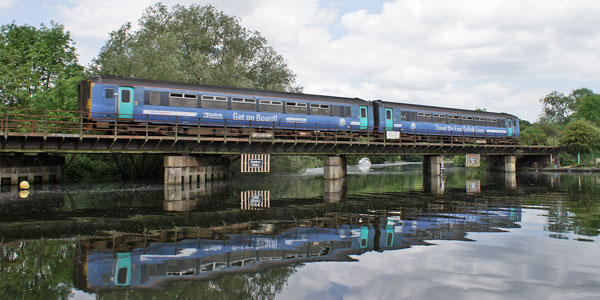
[64,154,164,180]
[520,126,548,145]
[269,155,322,173]
[560,119,600,155]
[574,94,600,127]
[539,91,574,124]
[0,22,82,107]
[92,3,300,92]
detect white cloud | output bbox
[0,0,15,9]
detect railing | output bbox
[0,107,557,148]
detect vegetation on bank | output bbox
[2,3,600,178]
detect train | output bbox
[78,76,520,141]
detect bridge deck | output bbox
[0,108,559,155]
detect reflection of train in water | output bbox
[74,207,521,291]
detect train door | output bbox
[360,226,369,249]
[507,119,514,137]
[359,106,368,129]
[118,87,134,119]
[385,108,393,130]
[114,252,132,286]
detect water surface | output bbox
[1,165,599,299]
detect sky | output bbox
[2,0,600,122]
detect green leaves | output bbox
[560,119,600,155]
[0,22,82,107]
[92,3,301,92]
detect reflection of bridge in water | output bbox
[73,200,522,291]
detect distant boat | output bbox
[358,158,371,173]
[358,158,371,165]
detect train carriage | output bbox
[78,76,375,134]
[372,100,519,141]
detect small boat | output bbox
[358,157,371,165]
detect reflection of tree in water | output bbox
[97,266,296,300]
[0,240,77,299]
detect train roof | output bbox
[373,100,518,119]
[89,76,371,106]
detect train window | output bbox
[169,93,197,107]
[311,103,330,116]
[461,116,473,125]
[474,117,486,126]
[259,99,283,113]
[345,107,351,117]
[433,113,446,123]
[201,95,228,109]
[417,112,431,122]
[448,115,460,124]
[286,102,307,114]
[231,97,256,111]
[121,90,131,103]
[386,110,392,119]
[149,91,161,106]
[497,119,505,127]
[105,88,114,98]
[401,111,410,121]
[360,107,367,118]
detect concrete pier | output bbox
[487,155,516,173]
[324,155,347,180]
[0,155,64,185]
[324,177,347,203]
[164,155,229,185]
[423,155,443,176]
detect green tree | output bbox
[560,119,600,155]
[574,93,600,127]
[539,91,574,124]
[520,126,547,145]
[92,3,300,92]
[0,22,82,107]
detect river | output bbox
[0,164,599,299]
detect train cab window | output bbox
[105,88,114,98]
[149,91,161,106]
[461,116,473,125]
[311,104,330,116]
[259,99,283,113]
[433,113,446,123]
[201,95,228,109]
[286,102,307,114]
[231,97,256,111]
[448,115,460,124]
[417,112,431,122]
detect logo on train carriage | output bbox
[339,119,346,126]
[410,123,416,130]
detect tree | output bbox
[520,126,547,145]
[574,93,600,127]
[560,119,600,155]
[92,3,301,92]
[0,22,82,107]
[539,91,574,124]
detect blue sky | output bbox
[2,0,600,121]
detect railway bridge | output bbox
[0,108,560,185]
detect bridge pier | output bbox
[487,155,516,173]
[423,155,444,176]
[423,174,444,195]
[0,155,64,185]
[164,155,229,185]
[324,178,347,203]
[324,155,347,179]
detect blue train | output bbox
[78,76,519,140]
